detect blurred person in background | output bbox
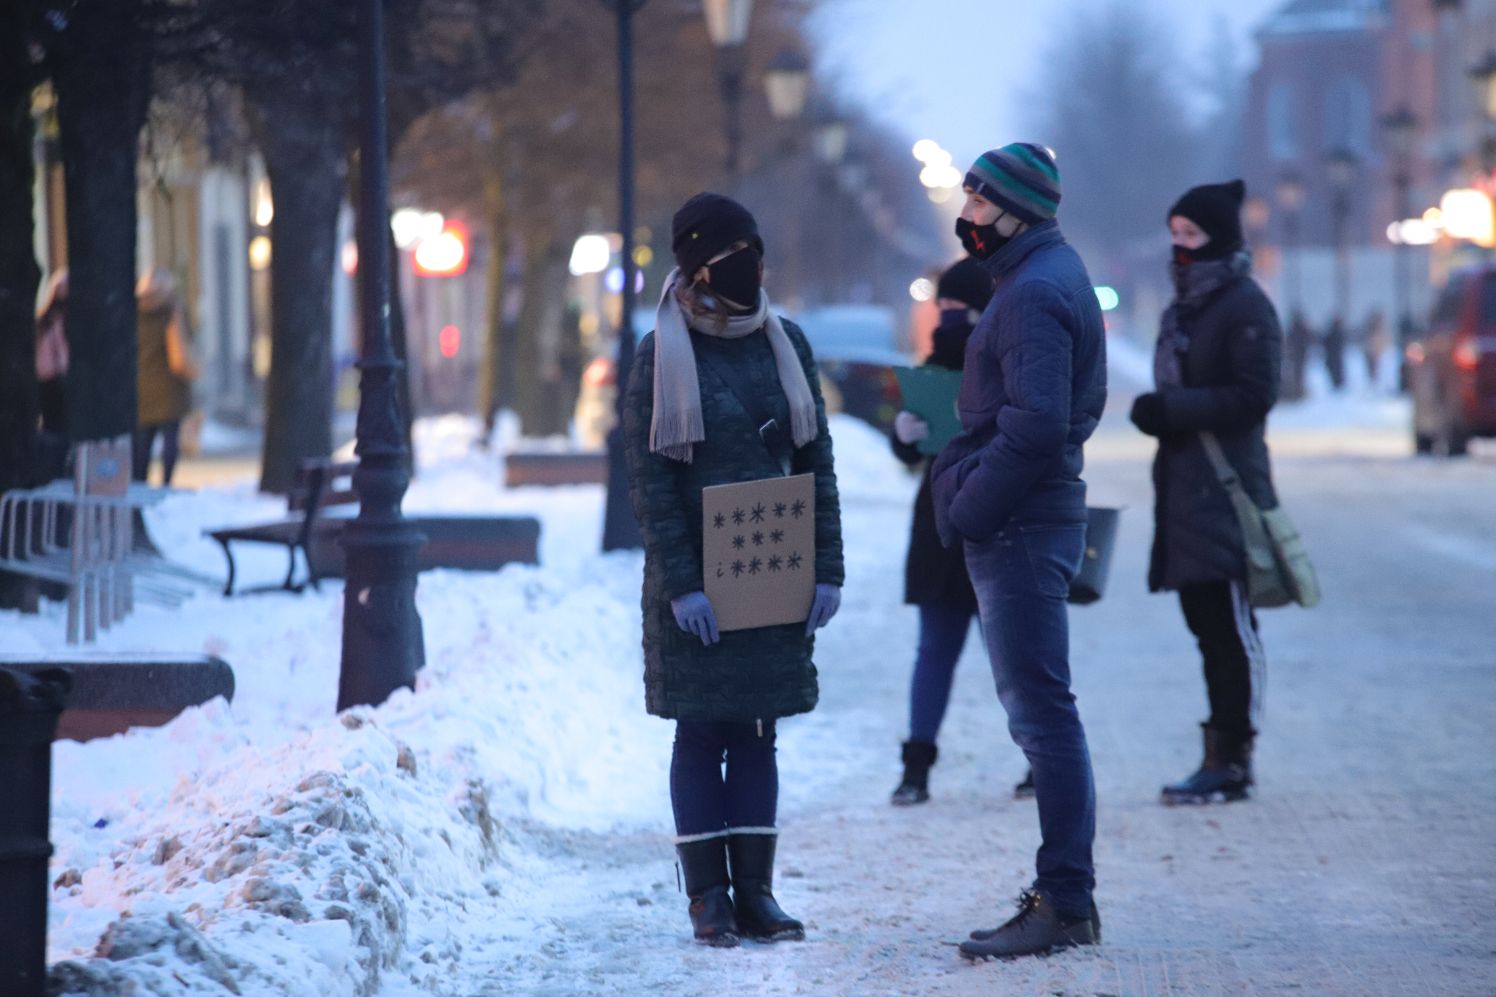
[887,257,994,806]
[1128,180,1282,807]
[133,267,198,485]
[622,193,844,949]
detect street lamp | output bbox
[764,49,810,122]
[1382,107,1418,350]
[600,0,648,552]
[703,0,753,178]
[1325,148,1360,392]
[340,0,426,711]
[1275,169,1306,315]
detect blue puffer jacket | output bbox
[930,221,1107,546]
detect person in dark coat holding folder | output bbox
[929,143,1106,960]
[1128,180,1282,807]
[888,258,993,806]
[622,193,844,949]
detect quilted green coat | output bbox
[622,318,844,724]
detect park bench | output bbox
[0,654,234,742]
[205,458,357,596]
[503,450,608,487]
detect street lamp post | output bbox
[1382,107,1418,350]
[1325,148,1360,392]
[763,49,810,306]
[1275,169,1306,315]
[601,0,648,552]
[703,0,753,180]
[812,109,849,300]
[339,0,426,711]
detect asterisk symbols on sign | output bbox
[732,535,746,551]
[731,560,746,578]
[767,555,783,572]
[713,513,726,530]
[790,499,807,519]
[787,551,803,570]
[748,557,763,575]
[732,508,746,526]
[752,531,765,546]
[773,502,787,519]
[750,503,767,523]
[769,529,785,545]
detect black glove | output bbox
[1129,392,1169,437]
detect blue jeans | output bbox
[965,520,1095,917]
[670,720,778,839]
[908,603,978,744]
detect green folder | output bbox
[893,366,963,456]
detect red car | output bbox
[1407,263,1496,455]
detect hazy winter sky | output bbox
[807,0,1285,169]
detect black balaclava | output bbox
[1168,179,1247,263]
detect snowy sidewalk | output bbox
[20,413,1496,995]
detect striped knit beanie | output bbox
[964,143,1062,225]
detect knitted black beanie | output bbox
[671,193,763,278]
[1168,179,1247,259]
[936,257,995,311]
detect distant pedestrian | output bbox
[929,143,1106,960]
[1128,179,1282,806]
[133,267,197,485]
[888,257,993,807]
[34,269,70,477]
[1361,310,1390,391]
[1283,310,1311,402]
[621,193,844,949]
[1323,315,1347,392]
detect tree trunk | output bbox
[478,174,509,437]
[53,0,150,444]
[253,100,344,494]
[511,227,556,436]
[0,26,42,610]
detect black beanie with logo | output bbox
[671,193,764,278]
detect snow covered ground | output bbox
[7,397,1495,996]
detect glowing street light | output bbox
[569,233,613,276]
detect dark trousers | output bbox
[132,422,181,485]
[670,720,778,839]
[1178,580,1264,737]
[965,521,1095,918]
[907,602,978,743]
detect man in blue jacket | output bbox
[930,143,1107,960]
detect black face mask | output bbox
[939,307,973,328]
[956,217,1008,260]
[706,247,762,311]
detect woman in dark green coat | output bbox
[622,193,844,948]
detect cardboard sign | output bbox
[702,473,816,632]
[893,366,963,456]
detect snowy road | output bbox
[444,418,1496,996]
[24,410,1496,996]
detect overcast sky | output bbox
[806,0,1286,169]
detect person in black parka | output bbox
[1129,179,1282,806]
[888,258,992,806]
[622,193,844,949]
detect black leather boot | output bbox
[676,837,740,947]
[891,740,938,806]
[1161,725,1254,805]
[727,833,805,942]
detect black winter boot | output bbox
[1013,767,1035,800]
[1161,725,1254,805]
[891,740,938,806]
[676,837,740,947]
[959,889,1098,960]
[727,833,805,942]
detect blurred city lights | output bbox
[413,220,469,277]
[340,240,358,276]
[912,138,940,162]
[438,324,461,358]
[392,208,444,251]
[632,244,654,268]
[909,277,935,302]
[570,234,612,276]
[248,235,271,271]
[1095,286,1120,311]
[1385,219,1439,246]
[1439,188,1495,246]
[604,268,645,294]
[254,180,274,228]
